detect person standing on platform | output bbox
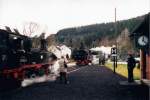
[127,53,136,83]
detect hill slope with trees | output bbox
[55,14,145,48]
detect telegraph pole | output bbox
[115,8,118,69]
[110,8,118,73]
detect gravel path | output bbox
[0,65,149,100]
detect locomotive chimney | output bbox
[40,33,47,51]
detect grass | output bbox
[105,62,141,80]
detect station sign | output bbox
[111,54,117,57]
[111,47,117,55]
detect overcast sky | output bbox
[0,0,149,35]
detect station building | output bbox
[131,13,150,81]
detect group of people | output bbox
[99,55,106,65]
[49,54,69,84]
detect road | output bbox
[0,65,149,100]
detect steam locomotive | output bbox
[0,29,53,90]
[72,49,91,66]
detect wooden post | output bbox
[146,54,150,79]
[140,50,146,79]
[113,56,116,73]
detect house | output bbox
[48,45,71,59]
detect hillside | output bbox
[55,14,145,48]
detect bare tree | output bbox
[23,22,39,37]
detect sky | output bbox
[0,0,149,36]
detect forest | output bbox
[55,14,145,49]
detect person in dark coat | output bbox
[99,57,102,65]
[102,53,106,65]
[127,54,136,82]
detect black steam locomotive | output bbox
[72,49,91,66]
[0,28,53,90]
